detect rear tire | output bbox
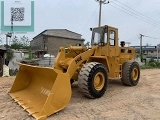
[78,62,108,98]
[121,61,140,86]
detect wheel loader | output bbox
[9,25,140,120]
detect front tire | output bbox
[78,62,108,98]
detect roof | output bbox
[92,25,118,31]
[131,46,157,51]
[33,29,82,40]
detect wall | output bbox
[23,52,29,59]
[143,50,160,57]
[8,51,23,70]
[30,35,44,51]
[47,36,84,55]
[31,30,84,56]
[37,57,55,67]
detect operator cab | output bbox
[91,25,116,47]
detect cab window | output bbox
[91,27,108,45]
[109,30,115,46]
[104,29,108,44]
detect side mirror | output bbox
[90,28,92,31]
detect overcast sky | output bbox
[1,0,160,46]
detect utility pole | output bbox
[140,34,144,62]
[95,0,108,27]
[157,44,160,63]
[6,15,13,45]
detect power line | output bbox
[115,0,160,25]
[112,2,160,27]
[128,36,140,43]
[107,0,160,28]
[109,4,160,27]
[108,4,160,28]
[80,5,99,34]
[143,35,160,40]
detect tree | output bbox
[12,36,19,44]
[5,35,31,63]
[20,35,30,46]
[10,35,30,50]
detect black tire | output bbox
[121,61,140,86]
[78,62,108,98]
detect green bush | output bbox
[148,62,156,67]
[149,58,155,63]
[140,65,154,69]
[141,60,160,69]
[157,62,160,67]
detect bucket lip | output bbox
[17,62,54,69]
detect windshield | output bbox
[91,27,107,45]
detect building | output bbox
[131,46,160,58]
[30,29,84,57]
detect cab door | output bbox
[107,27,120,78]
[108,28,118,57]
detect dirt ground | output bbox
[0,69,160,120]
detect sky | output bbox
[0,0,160,46]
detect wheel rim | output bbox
[94,72,105,91]
[132,67,138,81]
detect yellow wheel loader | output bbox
[9,25,140,120]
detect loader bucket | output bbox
[9,64,72,120]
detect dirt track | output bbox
[0,69,160,120]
